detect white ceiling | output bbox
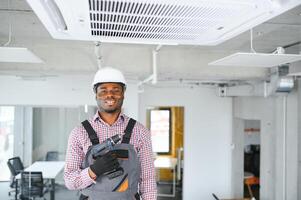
[0,0,300,83]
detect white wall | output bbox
[274,93,299,200]
[139,86,233,200]
[298,80,301,200]
[284,92,298,200]
[0,75,139,119]
[233,97,276,199]
[231,117,245,198]
[233,92,299,200]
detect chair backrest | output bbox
[20,171,44,198]
[212,193,220,200]
[45,151,59,161]
[7,157,24,176]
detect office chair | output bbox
[212,193,220,200]
[20,171,46,200]
[7,157,24,196]
[45,151,59,161]
[45,151,63,191]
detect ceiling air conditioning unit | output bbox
[26,0,301,45]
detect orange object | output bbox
[117,178,129,192]
[244,176,259,198]
[244,176,259,185]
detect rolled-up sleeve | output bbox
[64,127,94,190]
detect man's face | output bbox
[95,83,125,114]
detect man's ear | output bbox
[93,83,100,93]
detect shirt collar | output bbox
[93,111,125,126]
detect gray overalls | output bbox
[80,118,141,200]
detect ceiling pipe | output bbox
[151,45,162,84]
[2,0,12,47]
[94,42,102,69]
[138,45,162,89]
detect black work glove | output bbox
[90,151,120,177]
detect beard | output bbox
[96,97,124,114]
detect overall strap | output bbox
[121,118,136,144]
[81,120,99,145]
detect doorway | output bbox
[147,106,184,199]
[243,120,260,200]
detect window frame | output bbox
[149,108,172,155]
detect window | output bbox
[0,106,15,181]
[150,108,171,154]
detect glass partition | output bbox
[0,106,15,181]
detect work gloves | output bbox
[90,151,120,177]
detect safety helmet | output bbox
[92,67,126,92]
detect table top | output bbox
[154,157,177,169]
[16,161,65,179]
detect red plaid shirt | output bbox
[64,112,157,200]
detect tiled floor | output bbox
[0,181,182,200]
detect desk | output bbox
[154,157,177,197]
[15,161,65,200]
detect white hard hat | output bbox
[92,67,126,89]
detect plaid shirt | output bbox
[64,112,157,200]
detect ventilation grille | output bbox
[88,0,264,44]
[27,0,300,44]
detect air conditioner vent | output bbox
[26,0,301,45]
[88,0,264,42]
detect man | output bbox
[64,67,157,200]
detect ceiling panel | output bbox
[0,1,300,82]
